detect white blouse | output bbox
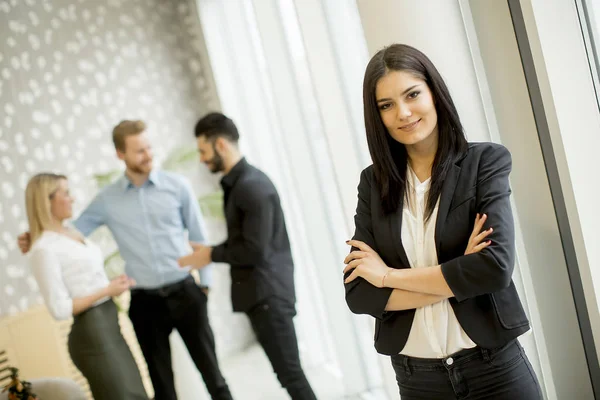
[400,167,476,358]
[29,231,110,320]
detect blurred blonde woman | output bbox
[25,173,148,400]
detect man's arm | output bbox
[179,177,213,287]
[72,192,107,237]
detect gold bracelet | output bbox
[382,270,392,288]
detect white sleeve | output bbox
[29,248,73,320]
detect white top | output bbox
[29,231,110,320]
[400,167,476,358]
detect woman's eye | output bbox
[379,103,391,111]
[408,91,420,99]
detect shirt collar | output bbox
[121,169,160,191]
[221,158,248,189]
[407,166,431,193]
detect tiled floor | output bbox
[221,343,390,400]
[222,343,342,399]
[171,333,392,399]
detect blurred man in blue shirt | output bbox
[19,120,232,400]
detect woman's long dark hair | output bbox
[363,44,468,220]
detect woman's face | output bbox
[49,179,73,221]
[375,70,438,148]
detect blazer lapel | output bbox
[435,163,461,253]
[389,196,411,269]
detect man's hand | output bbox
[18,232,32,254]
[107,275,136,297]
[178,242,212,269]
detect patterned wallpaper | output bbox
[0,0,253,358]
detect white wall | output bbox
[0,1,253,398]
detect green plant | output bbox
[198,191,224,219]
[93,170,123,190]
[161,146,200,171]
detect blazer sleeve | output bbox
[441,144,516,302]
[344,167,393,319]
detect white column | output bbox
[247,0,372,394]
[290,0,369,231]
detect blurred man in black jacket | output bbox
[179,113,317,400]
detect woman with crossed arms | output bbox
[343,44,542,399]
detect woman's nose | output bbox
[397,103,412,120]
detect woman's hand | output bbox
[465,213,493,255]
[344,213,493,289]
[106,274,136,297]
[343,240,392,288]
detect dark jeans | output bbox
[246,296,317,400]
[391,340,542,400]
[129,276,232,400]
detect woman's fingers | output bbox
[472,240,492,253]
[343,251,368,264]
[474,227,493,243]
[474,213,487,233]
[469,213,488,242]
[344,268,360,284]
[343,258,363,274]
[346,239,374,253]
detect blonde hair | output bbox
[25,173,67,244]
[112,120,146,152]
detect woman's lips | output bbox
[399,119,421,131]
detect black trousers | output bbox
[391,339,542,400]
[245,296,317,400]
[129,276,232,400]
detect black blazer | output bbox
[345,142,530,356]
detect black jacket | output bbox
[345,142,530,355]
[212,158,295,312]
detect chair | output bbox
[1,377,87,400]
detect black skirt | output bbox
[68,299,148,400]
